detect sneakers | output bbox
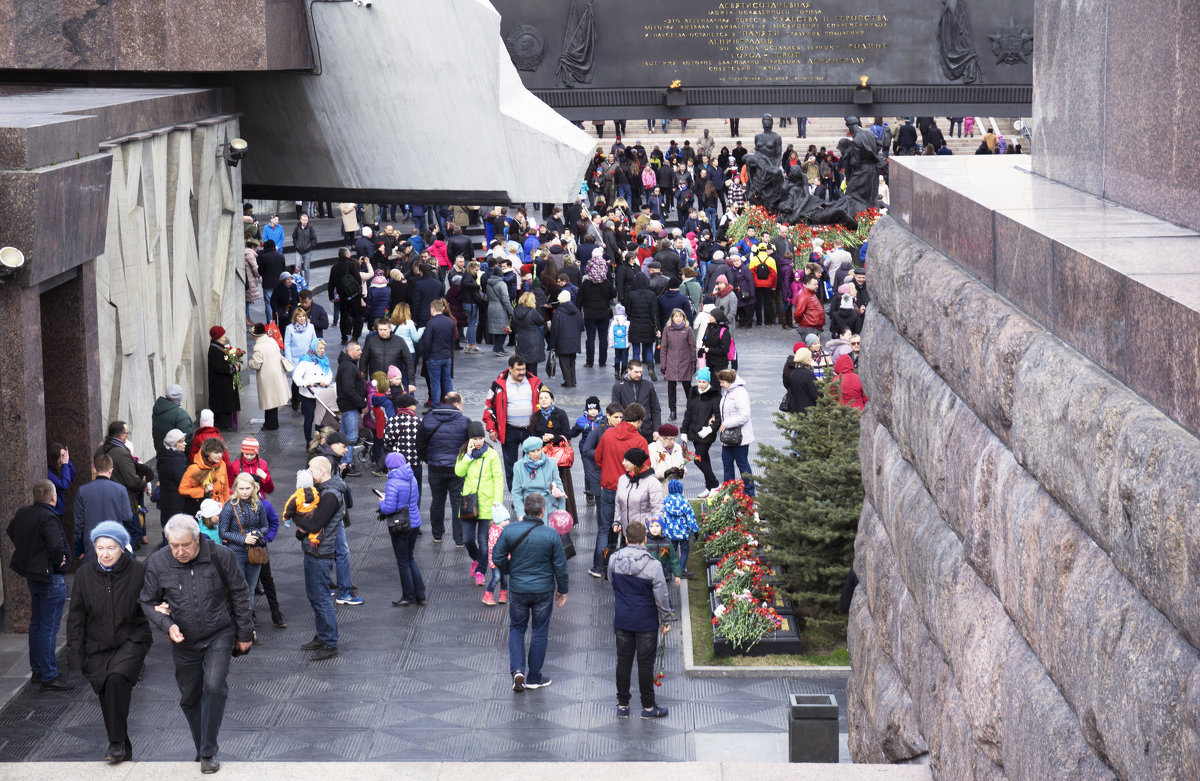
[309,646,339,661]
[474,572,486,586]
[482,591,497,606]
[335,593,364,606]
[512,672,525,692]
[497,590,508,603]
[641,705,669,719]
[432,536,443,543]
[371,468,388,477]
[391,599,416,607]
[300,637,326,650]
[697,489,712,499]
[523,679,552,690]
[616,705,630,719]
[588,568,603,578]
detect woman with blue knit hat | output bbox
[67,521,152,765]
[681,367,722,498]
[510,436,566,518]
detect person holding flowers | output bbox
[206,326,242,431]
[608,520,671,720]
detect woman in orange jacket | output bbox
[178,437,231,513]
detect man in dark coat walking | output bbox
[611,361,662,440]
[256,240,286,323]
[418,392,470,544]
[549,291,584,387]
[140,514,253,774]
[8,479,73,691]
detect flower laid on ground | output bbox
[224,346,247,392]
[716,559,775,604]
[704,524,753,559]
[724,205,881,252]
[711,596,784,651]
[698,480,755,537]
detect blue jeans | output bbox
[339,409,360,467]
[302,555,338,648]
[171,630,233,759]
[232,550,263,597]
[633,342,655,369]
[427,466,463,542]
[617,184,633,205]
[584,318,609,365]
[485,566,508,593]
[263,286,277,324]
[297,251,313,279]
[722,444,755,496]
[674,539,691,572]
[26,575,67,680]
[460,518,489,574]
[389,530,426,601]
[464,303,478,345]
[427,357,452,405]
[507,590,554,684]
[334,524,352,594]
[594,488,617,569]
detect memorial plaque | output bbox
[492,0,1033,89]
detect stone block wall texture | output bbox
[847,217,1200,779]
[95,119,246,463]
[0,0,311,71]
[1034,0,1200,231]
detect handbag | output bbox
[546,350,557,378]
[544,441,575,467]
[460,457,486,520]
[719,426,743,446]
[379,506,411,535]
[560,532,577,560]
[233,504,269,565]
[281,357,295,373]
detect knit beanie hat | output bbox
[667,478,684,495]
[90,520,131,551]
[240,437,259,456]
[557,290,571,304]
[295,470,314,490]
[468,421,486,439]
[200,499,223,518]
[794,347,813,366]
[166,384,184,403]
[387,365,403,383]
[623,448,649,467]
[695,367,711,383]
[199,409,214,427]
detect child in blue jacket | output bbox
[660,479,699,578]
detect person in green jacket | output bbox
[493,493,569,692]
[454,421,506,586]
[151,385,194,458]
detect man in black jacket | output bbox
[8,480,73,691]
[611,361,662,440]
[257,240,286,323]
[446,223,474,268]
[336,342,368,477]
[420,300,458,408]
[291,212,318,279]
[411,264,445,328]
[329,248,360,343]
[360,320,416,390]
[140,514,253,773]
[419,392,470,544]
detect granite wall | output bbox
[0,0,311,71]
[95,118,247,461]
[1033,0,1200,232]
[847,217,1200,779]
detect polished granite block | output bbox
[891,155,1200,439]
[1101,0,1200,233]
[886,160,912,230]
[1032,0,1107,196]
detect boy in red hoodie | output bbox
[589,403,649,577]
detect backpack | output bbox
[612,322,629,349]
[754,261,771,281]
[337,267,362,300]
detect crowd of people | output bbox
[8,139,880,769]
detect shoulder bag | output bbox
[459,457,486,520]
[719,426,743,447]
[233,503,269,565]
[379,505,411,536]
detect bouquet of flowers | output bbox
[654,629,667,687]
[711,593,784,651]
[224,345,247,393]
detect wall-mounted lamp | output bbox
[0,246,26,281]
[220,138,249,167]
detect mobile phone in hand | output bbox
[372,488,385,499]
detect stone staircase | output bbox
[583,116,1027,156]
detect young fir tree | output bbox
[754,376,863,622]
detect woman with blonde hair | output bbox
[388,301,424,354]
[218,472,270,595]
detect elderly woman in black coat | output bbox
[512,292,547,376]
[67,521,152,765]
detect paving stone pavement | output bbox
[0,321,847,763]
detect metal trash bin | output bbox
[788,693,839,763]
